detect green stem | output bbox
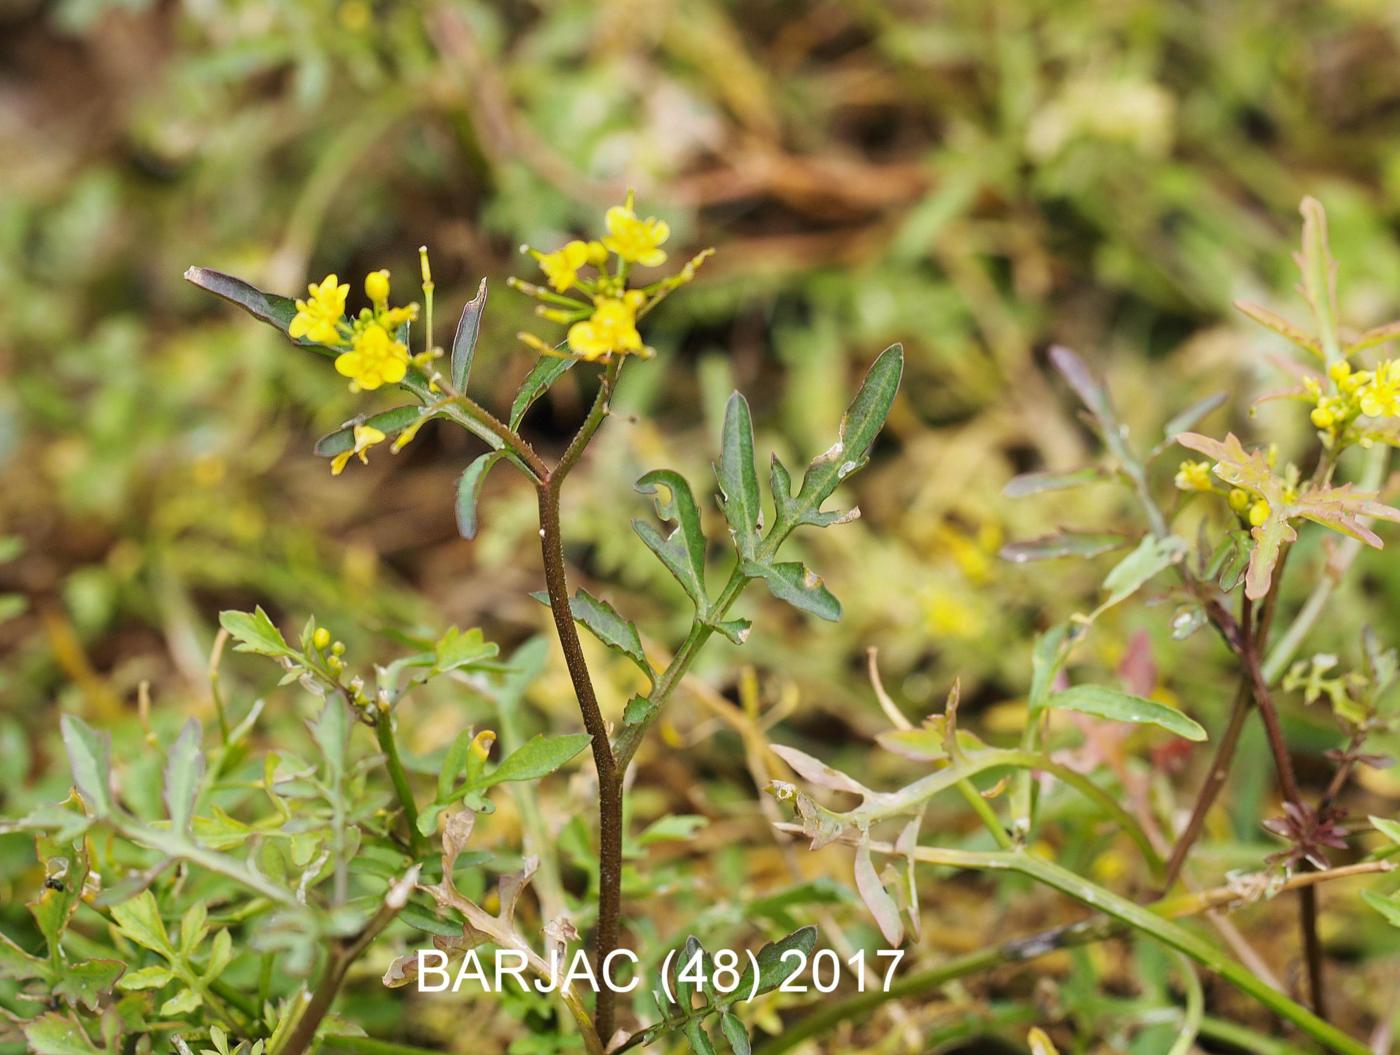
[909,847,1368,1055]
[374,707,427,855]
[1165,953,1204,1055]
[1262,444,1390,684]
[956,777,1014,850]
[849,747,1163,876]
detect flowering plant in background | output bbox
[767,199,1400,1055]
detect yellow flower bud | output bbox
[1228,488,1251,513]
[1248,499,1271,527]
[1327,360,1351,384]
[365,269,391,305]
[313,627,332,650]
[1310,405,1335,429]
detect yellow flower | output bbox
[330,424,386,476]
[566,293,647,361]
[1173,459,1213,492]
[365,269,391,306]
[1228,487,1251,514]
[537,240,603,293]
[1359,359,1400,418]
[289,274,349,345]
[602,194,670,267]
[334,323,409,390]
[1248,499,1271,527]
[312,627,332,650]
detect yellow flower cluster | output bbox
[511,190,711,363]
[1173,460,1213,492]
[1302,358,1400,444]
[1175,456,1289,529]
[288,270,420,391]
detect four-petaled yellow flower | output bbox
[567,293,647,361]
[603,197,670,267]
[289,274,349,344]
[537,240,604,293]
[1359,359,1400,418]
[330,423,387,476]
[1174,459,1213,492]
[335,323,409,390]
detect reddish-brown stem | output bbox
[533,360,625,1043]
[1161,679,1251,891]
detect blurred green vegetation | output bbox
[5,0,1400,1049]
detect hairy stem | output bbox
[533,361,624,1041]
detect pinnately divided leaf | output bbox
[219,607,296,659]
[1047,684,1207,742]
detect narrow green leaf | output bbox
[1298,197,1339,359]
[184,267,335,353]
[1000,532,1128,563]
[1234,301,1320,356]
[481,733,592,787]
[510,355,575,429]
[117,964,174,991]
[1100,535,1186,609]
[720,1012,750,1055]
[567,588,653,684]
[60,715,112,817]
[314,406,427,457]
[741,560,841,622]
[1362,890,1400,929]
[1048,684,1207,742]
[1161,392,1228,444]
[634,469,709,609]
[734,926,817,999]
[219,607,296,659]
[1369,816,1400,846]
[683,1018,718,1055]
[793,344,903,519]
[437,731,473,804]
[455,451,504,540]
[452,277,488,392]
[717,393,761,559]
[163,719,205,835]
